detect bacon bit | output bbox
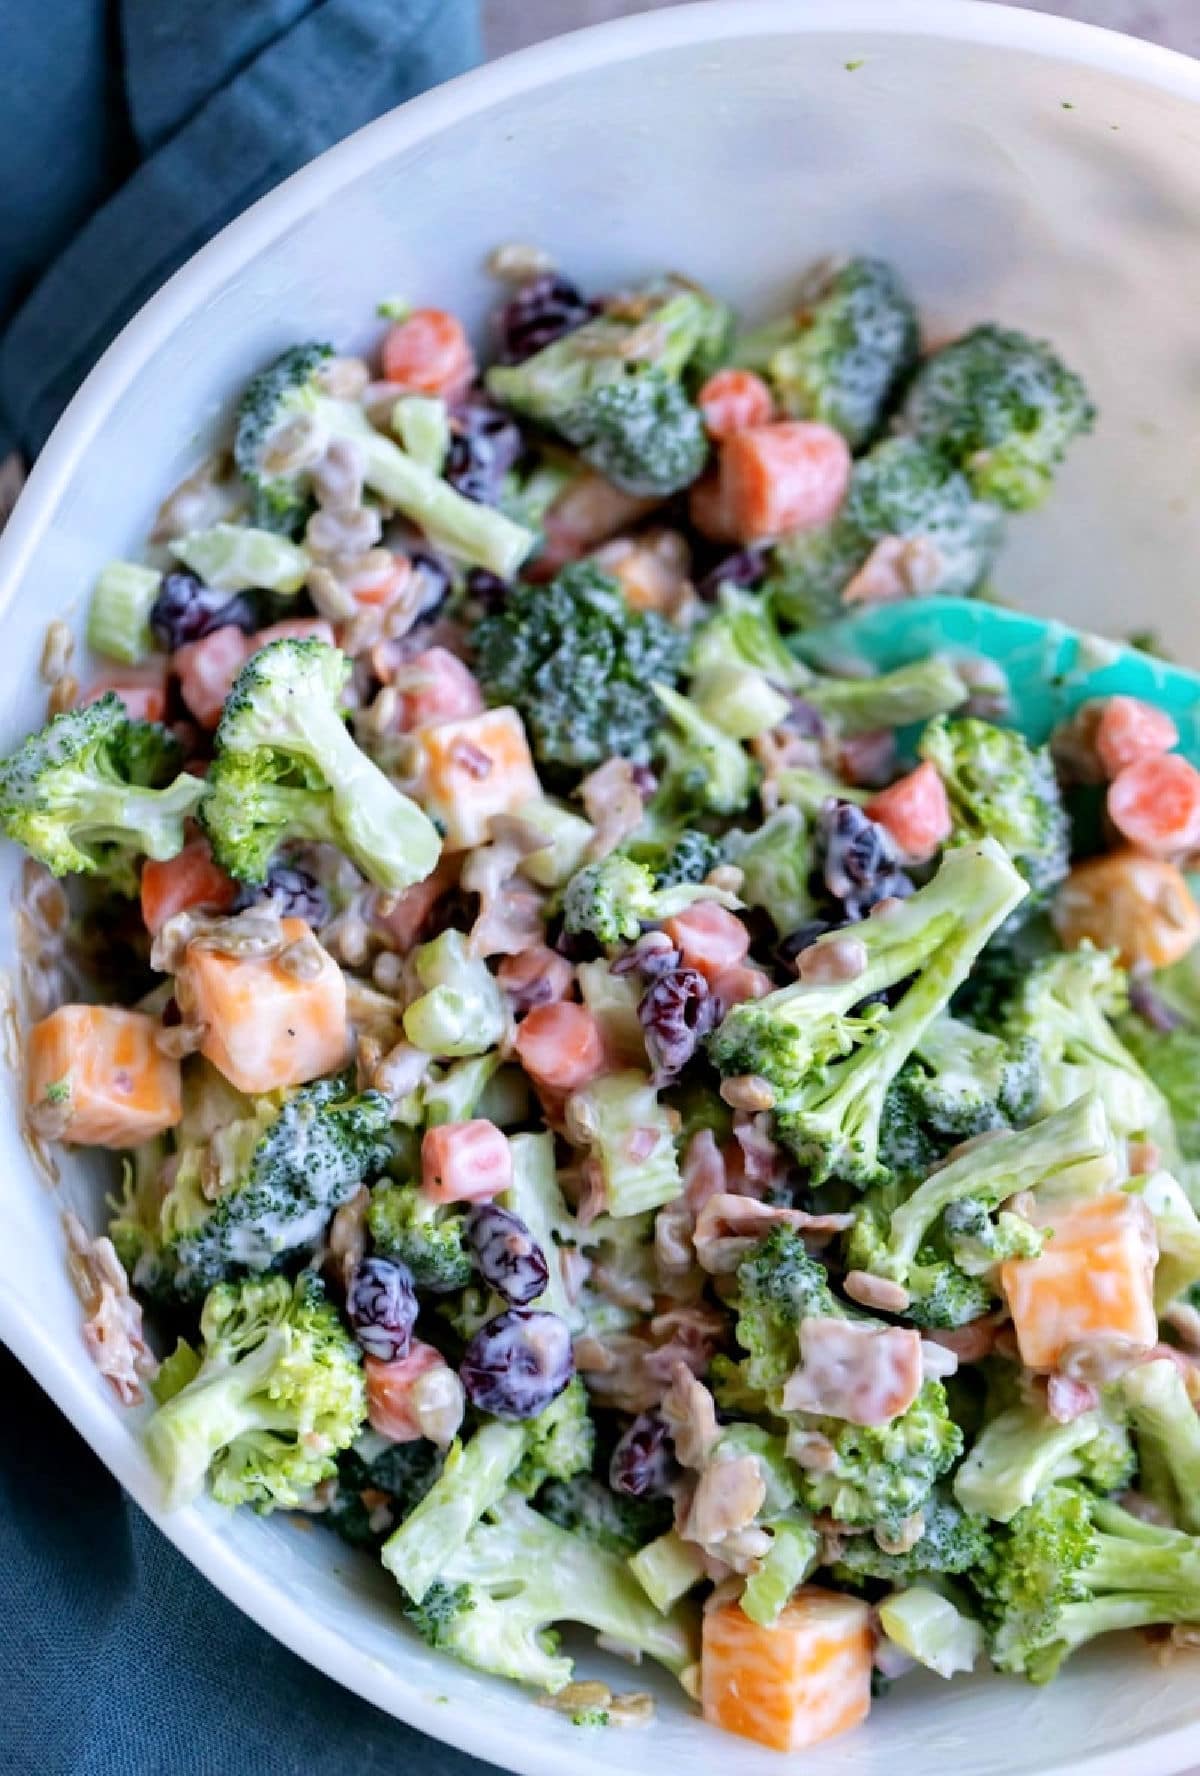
[1046,1373,1100,1423]
[661,1361,720,1469]
[579,757,651,860]
[63,1211,157,1405]
[837,728,897,790]
[682,1128,728,1213]
[449,738,493,779]
[1128,1140,1162,1176]
[729,1114,779,1193]
[782,1317,923,1427]
[626,1126,660,1163]
[461,831,546,959]
[842,534,944,606]
[654,1202,695,1278]
[693,1193,849,1275]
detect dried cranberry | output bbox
[445,401,524,506]
[467,1205,549,1307]
[1129,974,1184,1033]
[639,966,717,1081]
[408,551,452,620]
[609,1412,679,1498]
[465,567,510,608]
[818,800,914,919]
[695,547,767,602]
[495,274,598,365]
[347,1256,418,1362]
[237,862,329,925]
[782,696,827,741]
[459,1308,573,1419]
[150,572,261,651]
[778,917,843,964]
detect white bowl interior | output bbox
[3,7,1200,1774]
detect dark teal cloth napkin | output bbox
[0,4,504,1770]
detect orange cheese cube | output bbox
[181,917,349,1095]
[1001,1192,1158,1372]
[413,706,541,850]
[27,1005,182,1148]
[702,1588,873,1752]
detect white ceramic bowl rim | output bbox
[5,6,1200,1774]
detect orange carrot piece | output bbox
[365,1342,445,1442]
[718,421,851,543]
[1053,850,1200,970]
[697,368,775,441]
[173,618,335,729]
[663,902,750,984]
[1001,1192,1158,1372]
[421,1119,512,1205]
[392,647,484,731]
[1094,696,1178,780]
[1107,753,1200,856]
[381,309,475,398]
[140,839,237,936]
[866,761,952,863]
[512,1001,607,1093]
[687,470,740,544]
[27,1004,182,1147]
[82,662,170,724]
[701,1589,873,1752]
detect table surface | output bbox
[483,0,1199,59]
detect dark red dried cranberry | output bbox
[237,862,329,925]
[467,1205,549,1307]
[445,401,524,506]
[1128,973,1184,1033]
[818,800,913,919]
[459,1308,573,1419]
[495,274,598,365]
[782,696,827,740]
[408,551,452,619]
[695,546,767,602]
[639,966,717,1081]
[609,1412,679,1498]
[150,572,261,651]
[347,1256,418,1362]
[465,567,510,608]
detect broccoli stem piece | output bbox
[878,1587,984,1679]
[740,1519,821,1627]
[628,1530,707,1614]
[803,657,969,735]
[953,1401,1120,1523]
[1123,1359,1200,1535]
[565,1072,682,1217]
[381,1421,528,1603]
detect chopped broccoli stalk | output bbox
[367,1182,472,1292]
[136,1071,393,1301]
[501,1131,582,1326]
[170,524,309,594]
[999,947,1176,1156]
[87,560,161,664]
[512,797,595,889]
[766,437,1002,629]
[486,283,717,496]
[0,694,204,888]
[144,1273,365,1511]
[903,323,1095,510]
[1122,1359,1200,1535]
[834,1487,989,1583]
[511,1378,595,1496]
[687,584,812,690]
[690,664,792,740]
[382,1421,529,1603]
[907,1013,1042,1138]
[954,1396,1134,1523]
[201,638,441,890]
[474,563,686,775]
[735,258,918,449]
[919,715,1069,908]
[566,1071,682,1218]
[804,657,969,736]
[537,1473,672,1555]
[402,929,508,1057]
[392,395,450,473]
[562,850,740,946]
[723,805,816,936]
[976,1486,1200,1681]
[628,1529,707,1614]
[1127,1171,1200,1309]
[233,341,534,572]
[878,1587,984,1680]
[708,839,1028,1185]
[740,1519,821,1627]
[150,1337,201,1406]
[653,683,756,817]
[774,765,869,819]
[400,1492,697,1692]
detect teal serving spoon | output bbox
[792,596,1200,755]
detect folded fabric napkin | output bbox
[0,4,500,1771]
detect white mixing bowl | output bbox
[3,4,1200,1772]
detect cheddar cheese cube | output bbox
[413,706,541,850]
[27,1005,182,1148]
[701,1588,873,1752]
[1001,1191,1158,1372]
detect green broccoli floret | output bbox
[800,1381,964,1535]
[998,947,1176,1156]
[537,1474,673,1555]
[954,1393,1134,1523]
[233,341,534,573]
[942,1196,1045,1274]
[1121,1021,1200,1162]
[974,1485,1200,1681]
[687,584,811,690]
[400,1492,697,1692]
[723,806,815,937]
[201,638,441,889]
[708,839,1028,1185]
[919,715,1069,908]
[834,1486,989,1583]
[486,282,718,496]
[0,694,204,889]
[903,324,1095,511]
[474,563,686,775]
[906,1013,1042,1138]
[1123,1359,1200,1534]
[144,1272,365,1510]
[561,850,739,946]
[626,826,722,890]
[844,1187,995,1328]
[367,1181,472,1292]
[735,258,918,449]
[766,437,1002,628]
[733,1226,838,1397]
[512,1377,595,1496]
[324,1431,445,1549]
[136,1070,393,1302]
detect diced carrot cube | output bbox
[1053,850,1200,969]
[663,902,750,983]
[718,421,851,543]
[701,1588,873,1752]
[866,761,952,863]
[687,470,739,545]
[496,945,573,1012]
[27,1005,182,1147]
[512,1002,607,1093]
[181,916,349,1094]
[381,309,475,398]
[1001,1192,1158,1373]
[1107,753,1200,856]
[697,368,775,441]
[174,618,335,728]
[82,662,169,724]
[365,1342,445,1442]
[140,838,237,936]
[413,706,542,851]
[1095,696,1178,780]
[421,1119,512,1204]
[535,472,660,577]
[391,647,484,731]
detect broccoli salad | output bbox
[11,250,1200,1753]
